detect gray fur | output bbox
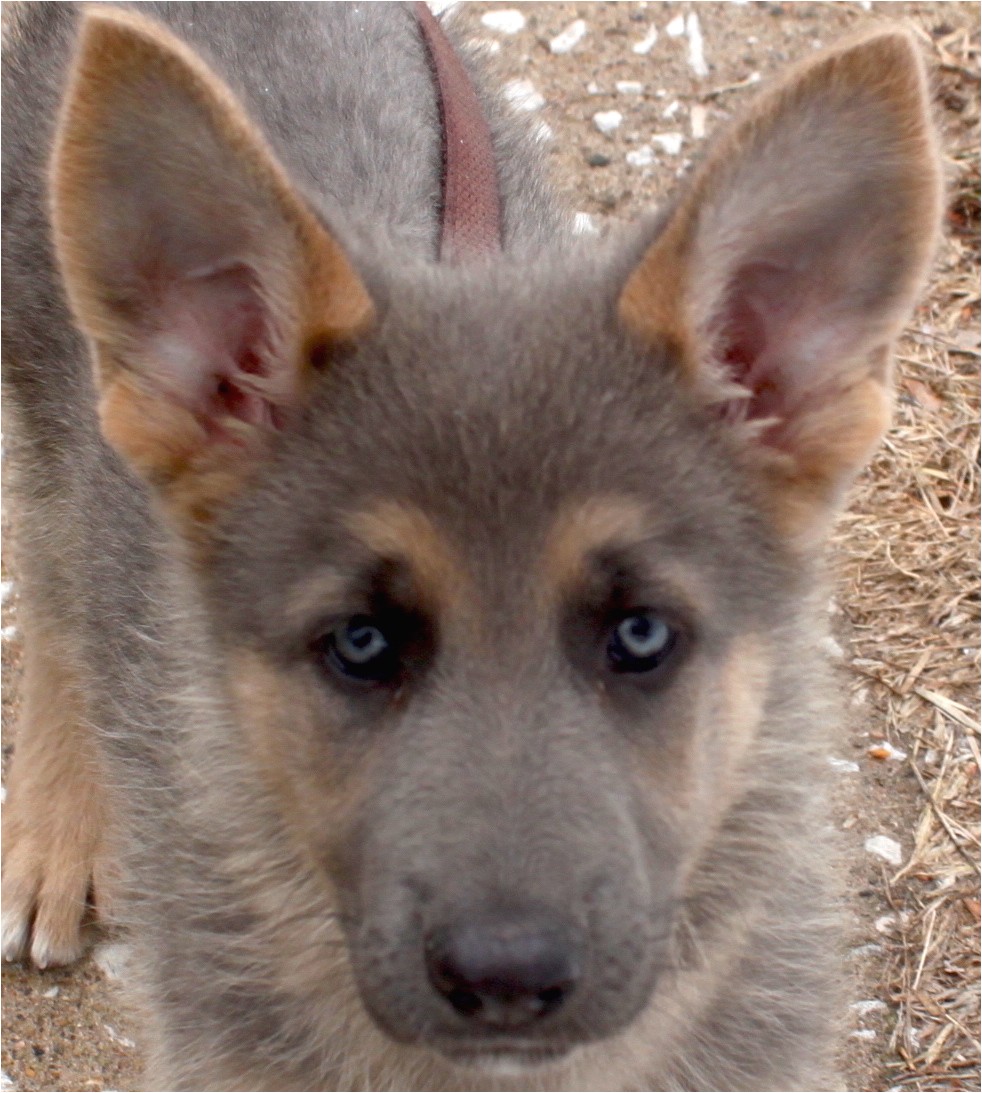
[2,5,939,1091]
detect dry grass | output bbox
[831,20,980,1091]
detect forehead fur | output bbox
[207,245,795,634]
[292,247,720,519]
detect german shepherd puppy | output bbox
[2,4,941,1090]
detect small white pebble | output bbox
[1,626,17,641]
[632,26,659,54]
[593,110,623,135]
[651,132,684,156]
[615,80,645,95]
[820,635,846,660]
[666,14,686,37]
[94,941,132,982]
[661,99,681,119]
[827,756,860,774]
[504,79,545,112]
[852,999,888,1017]
[0,581,13,604]
[0,786,6,805]
[859,0,872,7]
[42,986,60,999]
[626,146,656,168]
[586,80,602,95]
[865,835,903,866]
[103,1025,136,1050]
[549,18,587,55]
[572,212,599,236]
[850,1028,877,1041]
[1,1072,16,1092]
[874,914,897,935]
[426,0,458,13]
[686,13,709,78]
[480,9,525,34]
[690,103,707,139]
[747,35,759,44]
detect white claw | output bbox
[0,911,29,962]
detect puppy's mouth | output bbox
[436,1041,576,1076]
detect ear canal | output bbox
[618,28,943,547]
[51,6,375,531]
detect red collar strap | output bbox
[413,1,503,261]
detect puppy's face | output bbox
[206,274,791,1068]
[50,7,939,1077]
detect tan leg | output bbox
[2,620,110,967]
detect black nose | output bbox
[425,908,583,1028]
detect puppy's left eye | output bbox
[321,615,400,683]
[607,611,678,673]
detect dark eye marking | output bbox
[309,558,436,691]
[562,547,694,687]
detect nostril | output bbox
[445,987,482,1018]
[425,907,583,1027]
[536,984,567,1012]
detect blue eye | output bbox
[324,615,398,682]
[607,611,678,673]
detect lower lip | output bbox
[441,1045,574,1075]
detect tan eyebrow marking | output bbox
[542,496,715,618]
[542,497,648,594]
[346,501,470,610]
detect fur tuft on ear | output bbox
[618,29,943,546]
[51,7,375,529]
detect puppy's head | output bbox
[52,9,940,1073]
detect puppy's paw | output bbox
[2,766,109,968]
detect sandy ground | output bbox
[2,2,979,1091]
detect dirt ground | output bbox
[2,2,979,1091]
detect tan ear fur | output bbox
[618,29,943,547]
[52,7,375,530]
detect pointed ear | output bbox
[52,8,375,531]
[618,29,942,547]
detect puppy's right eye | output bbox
[606,610,680,675]
[318,615,400,684]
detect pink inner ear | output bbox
[717,262,791,436]
[714,258,849,451]
[150,263,280,435]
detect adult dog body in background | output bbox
[2,3,941,1090]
